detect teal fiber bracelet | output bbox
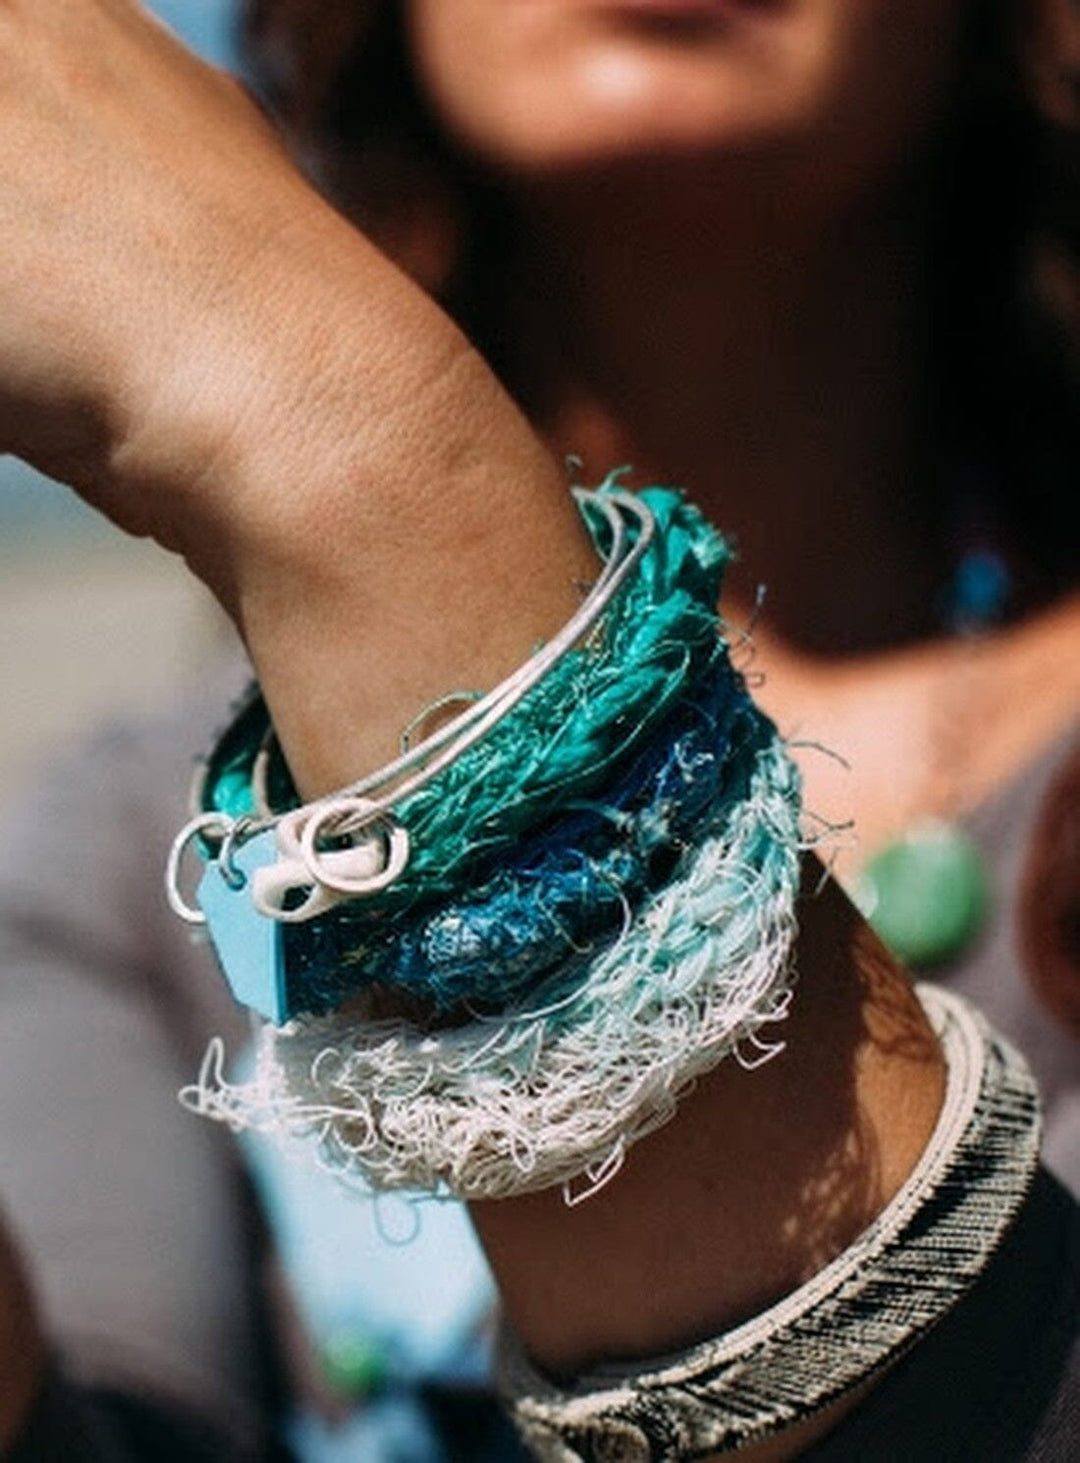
[186,704,803,1198]
[175,477,806,1200]
[257,649,745,1019]
[171,481,735,1020]
[199,481,727,898]
[174,479,731,965]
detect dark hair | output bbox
[237,3,469,285]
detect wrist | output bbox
[471,872,946,1378]
[223,405,597,797]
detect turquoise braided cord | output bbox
[200,480,732,916]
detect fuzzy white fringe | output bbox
[182,737,802,1202]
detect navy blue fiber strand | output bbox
[282,651,750,1015]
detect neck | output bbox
[497,163,950,655]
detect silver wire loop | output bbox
[165,812,234,925]
[218,816,264,891]
[298,797,411,897]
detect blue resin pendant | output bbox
[854,818,989,969]
[198,829,290,1023]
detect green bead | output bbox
[319,1330,389,1400]
[854,819,989,968]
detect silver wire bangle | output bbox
[166,488,656,926]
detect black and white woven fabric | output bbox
[497,984,1043,1462]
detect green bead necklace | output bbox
[856,817,989,968]
[853,547,1010,969]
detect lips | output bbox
[589,1,772,24]
[597,1,759,14]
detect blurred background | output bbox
[0,1,240,807]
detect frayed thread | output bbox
[181,726,801,1201]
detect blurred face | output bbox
[405,0,970,205]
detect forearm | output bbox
[127,202,598,796]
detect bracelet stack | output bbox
[172,476,804,1201]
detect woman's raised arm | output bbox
[0,0,597,788]
[0,7,951,1459]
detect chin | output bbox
[460,52,819,176]
[410,0,813,166]
[410,0,965,208]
